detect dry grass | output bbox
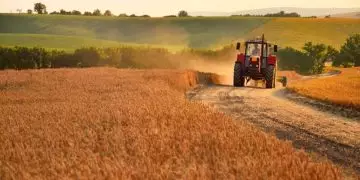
[288,67,360,110]
[0,68,341,179]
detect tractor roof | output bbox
[245,36,268,43]
[246,39,267,43]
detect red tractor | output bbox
[233,35,278,88]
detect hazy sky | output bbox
[1,0,359,16]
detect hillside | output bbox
[0,14,269,49]
[0,33,184,52]
[246,18,360,49]
[0,14,359,50]
[191,7,360,17]
[331,12,360,18]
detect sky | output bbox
[0,0,359,16]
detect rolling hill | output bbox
[331,12,360,18]
[0,14,359,50]
[191,7,360,17]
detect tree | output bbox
[84,11,92,16]
[27,9,33,14]
[302,42,338,74]
[72,10,81,15]
[104,10,112,16]
[60,9,68,15]
[129,14,137,17]
[277,47,314,74]
[178,10,189,17]
[141,15,150,18]
[118,13,128,17]
[93,9,101,16]
[334,34,360,67]
[34,3,46,14]
[164,15,176,18]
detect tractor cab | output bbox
[233,35,278,88]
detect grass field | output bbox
[0,33,184,52]
[246,18,360,49]
[0,14,270,49]
[0,68,340,179]
[288,67,360,109]
[1,14,359,50]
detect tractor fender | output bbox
[268,55,277,65]
[236,53,245,64]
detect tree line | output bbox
[232,11,301,17]
[277,34,360,74]
[0,34,358,73]
[27,2,190,17]
[0,45,234,70]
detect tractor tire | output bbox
[265,65,276,89]
[233,62,245,87]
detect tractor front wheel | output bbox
[265,65,276,89]
[233,62,245,87]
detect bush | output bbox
[49,50,78,68]
[74,47,101,67]
[333,34,360,67]
[178,10,189,17]
[277,47,314,74]
[0,46,50,70]
[0,45,234,70]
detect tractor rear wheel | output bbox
[265,65,276,89]
[233,62,245,87]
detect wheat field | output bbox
[288,67,360,110]
[0,68,340,179]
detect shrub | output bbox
[333,34,360,67]
[277,47,314,74]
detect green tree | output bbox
[178,10,189,17]
[118,13,128,17]
[27,9,32,14]
[164,15,176,18]
[334,34,360,67]
[60,9,70,15]
[34,3,46,14]
[93,9,101,16]
[104,10,112,16]
[72,10,82,15]
[277,47,314,74]
[84,11,92,16]
[302,42,338,74]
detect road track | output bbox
[187,83,360,174]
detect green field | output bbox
[246,18,360,49]
[0,33,184,52]
[0,14,359,50]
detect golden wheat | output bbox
[288,67,360,109]
[0,68,340,179]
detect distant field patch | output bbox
[247,18,360,49]
[0,33,185,52]
[0,14,359,49]
[0,14,270,49]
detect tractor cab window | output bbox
[246,43,262,56]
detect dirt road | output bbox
[187,83,360,173]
